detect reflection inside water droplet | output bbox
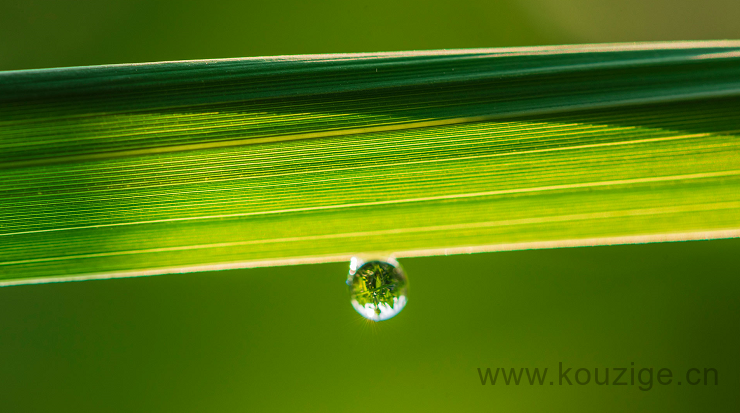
[347,257,408,321]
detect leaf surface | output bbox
[1,42,739,285]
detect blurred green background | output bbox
[1,1,739,411]
[2,0,740,70]
[1,240,738,411]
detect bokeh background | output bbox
[2,0,740,70]
[1,0,739,411]
[1,240,738,411]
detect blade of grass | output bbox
[1,42,739,285]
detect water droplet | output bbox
[347,256,408,321]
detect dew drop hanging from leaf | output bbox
[347,257,408,321]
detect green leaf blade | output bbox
[1,42,739,285]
